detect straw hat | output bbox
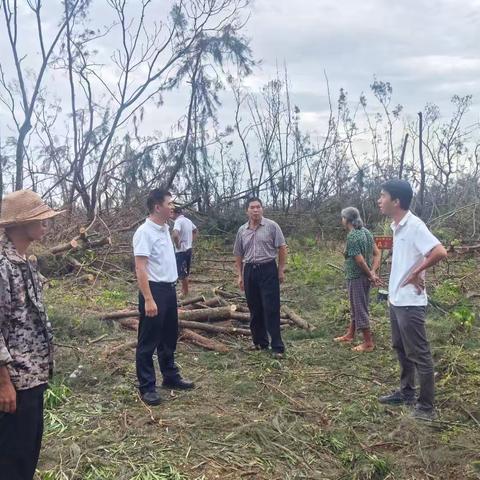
[0,190,65,228]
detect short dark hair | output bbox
[245,197,263,210]
[173,206,183,214]
[146,189,172,213]
[381,179,413,210]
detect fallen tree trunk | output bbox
[48,235,111,256]
[203,296,229,307]
[102,305,237,322]
[281,306,314,331]
[235,305,250,313]
[178,320,250,336]
[180,329,230,353]
[102,309,138,320]
[119,318,140,331]
[183,296,228,310]
[179,305,237,322]
[230,312,291,325]
[178,295,206,307]
[116,320,231,352]
[49,239,80,255]
[230,311,251,322]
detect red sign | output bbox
[374,235,393,250]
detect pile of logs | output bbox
[101,288,314,353]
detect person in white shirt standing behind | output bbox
[171,207,198,298]
[133,190,194,406]
[378,180,447,421]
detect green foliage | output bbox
[44,382,71,410]
[451,305,476,331]
[431,279,462,307]
[97,289,128,308]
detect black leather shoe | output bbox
[378,390,415,406]
[141,390,161,406]
[162,378,195,390]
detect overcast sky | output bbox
[244,0,480,134]
[0,0,479,146]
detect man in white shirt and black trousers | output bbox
[378,180,447,421]
[133,189,194,406]
[171,207,198,298]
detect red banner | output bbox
[374,235,393,250]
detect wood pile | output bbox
[102,287,314,353]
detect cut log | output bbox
[182,303,208,310]
[102,305,237,323]
[186,297,228,310]
[281,306,314,331]
[230,312,291,325]
[47,235,111,256]
[180,329,230,353]
[203,296,229,307]
[102,309,138,320]
[178,320,250,336]
[230,312,251,322]
[178,295,206,307]
[119,318,139,331]
[235,305,250,313]
[49,239,80,255]
[178,305,237,322]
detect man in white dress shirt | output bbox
[377,179,447,420]
[133,189,194,406]
[171,207,198,298]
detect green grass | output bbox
[37,240,480,479]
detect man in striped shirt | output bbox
[234,198,287,358]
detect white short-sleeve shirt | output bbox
[133,218,178,283]
[172,215,197,253]
[389,211,441,306]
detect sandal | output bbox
[351,343,375,352]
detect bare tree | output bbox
[0,0,85,189]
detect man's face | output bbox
[24,219,49,241]
[378,190,397,217]
[154,196,174,221]
[247,201,263,221]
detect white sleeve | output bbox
[413,222,441,256]
[133,229,152,257]
[191,221,197,230]
[173,219,181,233]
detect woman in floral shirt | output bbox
[334,207,381,352]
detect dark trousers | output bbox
[136,282,180,393]
[243,261,285,353]
[0,384,46,480]
[390,305,435,410]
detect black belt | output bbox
[149,281,177,288]
[245,260,275,268]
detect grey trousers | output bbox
[389,305,435,410]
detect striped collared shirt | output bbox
[233,217,286,264]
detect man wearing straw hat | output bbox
[0,190,64,479]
